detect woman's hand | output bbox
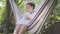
[25,17,31,21]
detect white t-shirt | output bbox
[16,11,37,26]
[26,11,37,20]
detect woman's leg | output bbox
[13,24,22,34]
[18,25,28,34]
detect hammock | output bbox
[9,0,56,34]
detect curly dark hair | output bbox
[26,2,35,9]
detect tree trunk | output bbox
[4,0,12,34]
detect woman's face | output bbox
[26,5,34,13]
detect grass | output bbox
[0,33,13,34]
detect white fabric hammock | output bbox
[9,0,56,34]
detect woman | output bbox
[13,2,36,34]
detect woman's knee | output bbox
[13,24,22,34]
[15,25,21,31]
[18,25,28,34]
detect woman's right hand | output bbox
[25,17,31,21]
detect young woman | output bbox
[13,2,36,34]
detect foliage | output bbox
[0,0,6,25]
